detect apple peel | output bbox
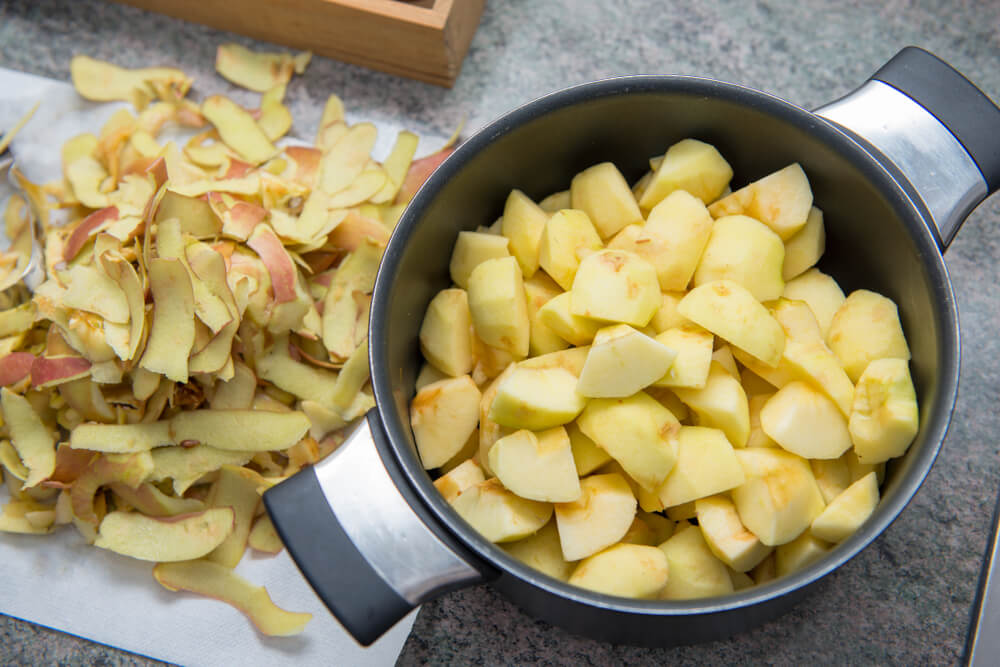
[95,507,235,561]
[1,388,56,488]
[153,559,312,636]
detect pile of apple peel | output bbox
[413,140,920,600]
[0,48,452,636]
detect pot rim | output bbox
[370,73,960,616]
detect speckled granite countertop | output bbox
[1,0,999,664]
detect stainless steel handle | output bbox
[815,47,1000,249]
[263,411,485,646]
[966,490,1000,665]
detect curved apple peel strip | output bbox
[31,356,93,389]
[258,84,292,142]
[0,500,54,535]
[247,224,297,304]
[325,168,387,209]
[153,559,311,636]
[63,206,119,262]
[109,481,205,517]
[70,55,191,108]
[320,122,377,194]
[155,190,221,238]
[44,443,99,487]
[70,451,155,523]
[149,445,255,495]
[0,352,35,387]
[170,410,310,452]
[321,239,382,360]
[61,264,130,323]
[205,465,261,568]
[99,253,146,361]
[369,130,419,204]
[214,44,309,93]
[70,421,172,454]
[248,514,283,555]
[0,439,29,481]
[139,257,195,383]
[158,219,232,334]
[1,388,56,488]
[202,95,277,165]
[323,209,390,253]
[95,507,234,561]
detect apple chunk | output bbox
[568,543,669,599]
[827,289,910,383]
[449,231,511,288]
[658,524,734,600]
[502,520,574,582]
[501,190,548,277]
[154,559,311,636]
[570,250,661,327]
[489,366,587,430]
[576,324,677,398]
[732,448,826,546]
[848,358,919,464]
[656,426,745,508]
[652,325,714,389]
[537,209,603,291]
[678,280,785,367]
[695,495,772,572]
[638,138,733,209]
[488,427,581,502]
[782,268,845,338]
[570,162,643,239]
[433,458,485,503]
[810,471,880,543]
[451,478,553,543]
[555,473,636,561]
[672,362,750,449]
[760,381,852,459]
[693,215,785,303]
[410,376,482,469]
[576,392,680,492]
[609,189,714,291]
[536,292,602,346]
[708,163,813,240]
[419,288,475,377]
[467,256,530,359]
[95,508,234,561]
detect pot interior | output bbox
[370,76,957,614]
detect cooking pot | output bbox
[263,47,1000,647]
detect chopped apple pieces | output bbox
[415,143,921,601]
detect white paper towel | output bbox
[0,67,431,666]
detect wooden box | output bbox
[114,0,486,87]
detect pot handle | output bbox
[263,411,489,646]
[815,46,1000,249]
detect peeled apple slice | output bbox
[677,280,785,368]
[760,381,852,460]
[576,324,677,398]
[810,471,880,543]
[410,376,482,469]
[95,508,234,561]
[658,524,734,600]
[848,358,919,464]
[488,427,581,503]
[576,392,680,492]
[570,250,661,327]
[555,473,636,561]
[488,366,587,431]
[568,543,669,599]
[154,559,311,636]
[450,478,553,543]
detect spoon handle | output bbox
[966,488,1000,665]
